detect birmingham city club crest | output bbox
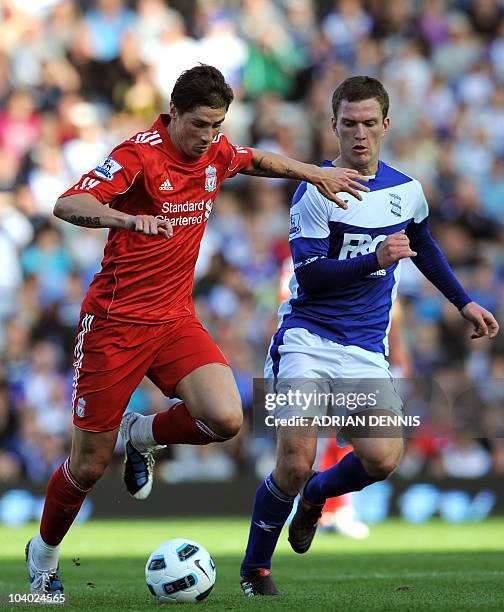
[205,165,217,192]
[389,193,402,217]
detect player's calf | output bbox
[273,438,316,498]
[359,454,399,480]
[353,436,403,482]
[69,426,118,489]
[274,440,321,555]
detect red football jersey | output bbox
[59,114,253,324]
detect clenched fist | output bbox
[124,214,173,239]
[376,230,416,268]
[461,302,500,339]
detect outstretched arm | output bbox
[240,149,369,209]
[406,219,499,339]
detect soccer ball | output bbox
[145,538,216,603]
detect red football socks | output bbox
[152,402,224,445]
[40,458,91,546]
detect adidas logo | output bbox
[159,178,173,191]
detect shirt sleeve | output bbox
[406,181,472,310]
[289,182,331,269]
[59,141,143,205]
[221,135,253,178]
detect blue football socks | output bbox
[241,473,294,573]
[303,452,379,505]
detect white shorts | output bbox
[263,328,403,435]
[265,327,395,380]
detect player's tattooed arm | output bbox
[54,193,131,229]
[241,150,298,178]
[241,149,369,209]
[54,194,173,238]
[69,215,101,227]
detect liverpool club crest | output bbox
[76,397,86,418]
[205,165,217,192]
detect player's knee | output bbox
[364,455,399,481]
[278,457,312,494]
[72,458,109,488]
[292,464,313,491]
[210,409,243,440]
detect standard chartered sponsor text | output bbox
[162,200,205,213]
[157,199,211,226]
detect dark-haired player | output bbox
[25,65,370,596]
[240,75,499,596]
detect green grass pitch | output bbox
[1,518,504,610]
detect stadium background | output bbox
[0,0,504,525]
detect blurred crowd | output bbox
[1,0,504,490]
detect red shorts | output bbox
[71,313,229,432]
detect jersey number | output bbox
[75,177,100,191]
